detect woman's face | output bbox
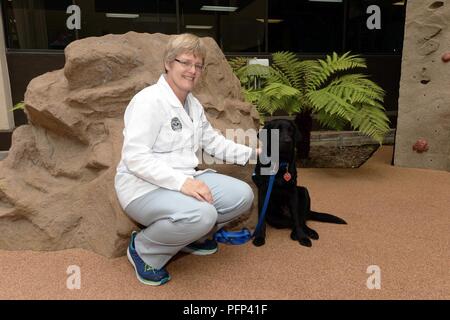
[165,52,204,98]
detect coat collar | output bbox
[157,74,195,109]
[157,74,195,129]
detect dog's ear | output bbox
[290,120,302,143]
[263,120,273,130]
[295,127,302,143]
[259,120,273,139]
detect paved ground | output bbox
[0,146,448,299]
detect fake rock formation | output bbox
[0,32,259,257]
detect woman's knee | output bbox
[190,202,218,232]
[239,182,254,211]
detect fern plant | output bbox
[229,52,390,158]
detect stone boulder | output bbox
[0,32,259,257]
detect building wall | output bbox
[0,0,407,150]
[394,0,450,171]
[0,4,14,132]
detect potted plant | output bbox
[229,52,390,162]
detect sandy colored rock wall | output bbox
[394,0,450,171]
[0,32,259,257]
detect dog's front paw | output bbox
[252,237,266,247]
[290,230,298,240]
[290,230,312,247]
[299,237,312,247]
[306,228,319,240]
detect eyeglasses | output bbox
[174,58,205,72]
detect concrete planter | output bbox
[298,129,395,168]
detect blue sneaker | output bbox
[127,231,171,286]
[181,239,218,255]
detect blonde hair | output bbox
[163,33,207,71]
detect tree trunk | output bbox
[294,111,313,159]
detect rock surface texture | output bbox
[395,1,450,171]
[0,32,259,257]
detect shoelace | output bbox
[144,264,157,273]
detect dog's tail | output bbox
[307,211,347,224]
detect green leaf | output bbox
[10,102,25,111]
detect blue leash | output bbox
[214,162,287,245]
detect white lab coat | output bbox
[115,74,253,209]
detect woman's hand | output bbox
[181,178,213,203]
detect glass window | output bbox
[268,0,344,53]
[345,0,406,54]
[180,0,266,53]
[92,0,177,37]
[1,0,177,50]
[1,0,406,54]
[2,0,74,49]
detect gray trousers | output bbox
[124,172,254,269]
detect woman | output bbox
[115,33,258,286]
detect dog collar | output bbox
[270,162,289,175]
[253,162,290,176]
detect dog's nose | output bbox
[279,135,294,143]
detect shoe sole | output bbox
[180,246,218,255]
[127,248,170,286]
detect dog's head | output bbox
[259,119,302,162]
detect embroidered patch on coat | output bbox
[171,117,182,131]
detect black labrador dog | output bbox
[252,119,347,247]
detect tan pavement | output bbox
[0,146,448,299]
